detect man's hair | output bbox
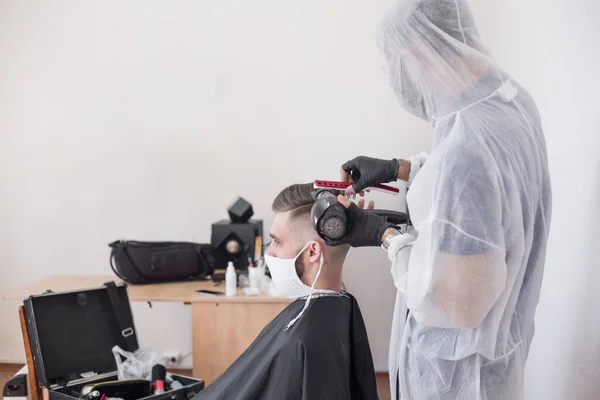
[271,183,315,221]
[272,183,349,270]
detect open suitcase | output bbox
[22,281,205,400]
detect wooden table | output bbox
[3,274,292,385]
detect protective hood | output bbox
[376,0,506,121]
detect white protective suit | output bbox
[377,0,552,399]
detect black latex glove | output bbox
[341,156,399,194]
[326,198,396,248]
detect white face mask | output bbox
[265,240,337,329]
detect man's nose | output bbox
[265,244,275,257]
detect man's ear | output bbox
[307,241,322,264]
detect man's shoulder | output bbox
[290,294,359,344]
[441,136,490,170]
[433,138,499,194]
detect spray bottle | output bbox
[225,261,237,296]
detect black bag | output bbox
[109,240,215,284]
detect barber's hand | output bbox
[326,195,396,248]
[341,156,399,196]
[356,196,375,211]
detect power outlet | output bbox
[162,351,181,367]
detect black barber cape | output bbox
[194,292,378,400]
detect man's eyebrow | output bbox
[269,232,281,242]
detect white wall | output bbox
[0,0,431,372]
[2,1,600,398]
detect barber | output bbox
[325,0,551,399]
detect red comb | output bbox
[313,180,400,194]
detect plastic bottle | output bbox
[225,262,237,296]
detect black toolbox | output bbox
[22,281,204,400]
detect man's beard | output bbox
[294,258,306,279]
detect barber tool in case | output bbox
[22,281,204,400]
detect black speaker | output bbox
[210,219,263,270]
[228,197,254,223]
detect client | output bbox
[195,183,378,400]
